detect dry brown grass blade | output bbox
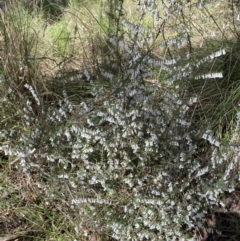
[0,232,28,241]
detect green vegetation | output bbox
[0,0,240,240]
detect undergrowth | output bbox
[0,0,240,240]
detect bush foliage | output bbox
[0,0,240,240]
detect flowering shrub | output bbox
[0,0,240,240]
[4,76,239,240]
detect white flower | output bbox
[131,144,139,153]
[58,174,69,179]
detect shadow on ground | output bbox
[195,190,240,241]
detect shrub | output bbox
[0,0,240,240]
